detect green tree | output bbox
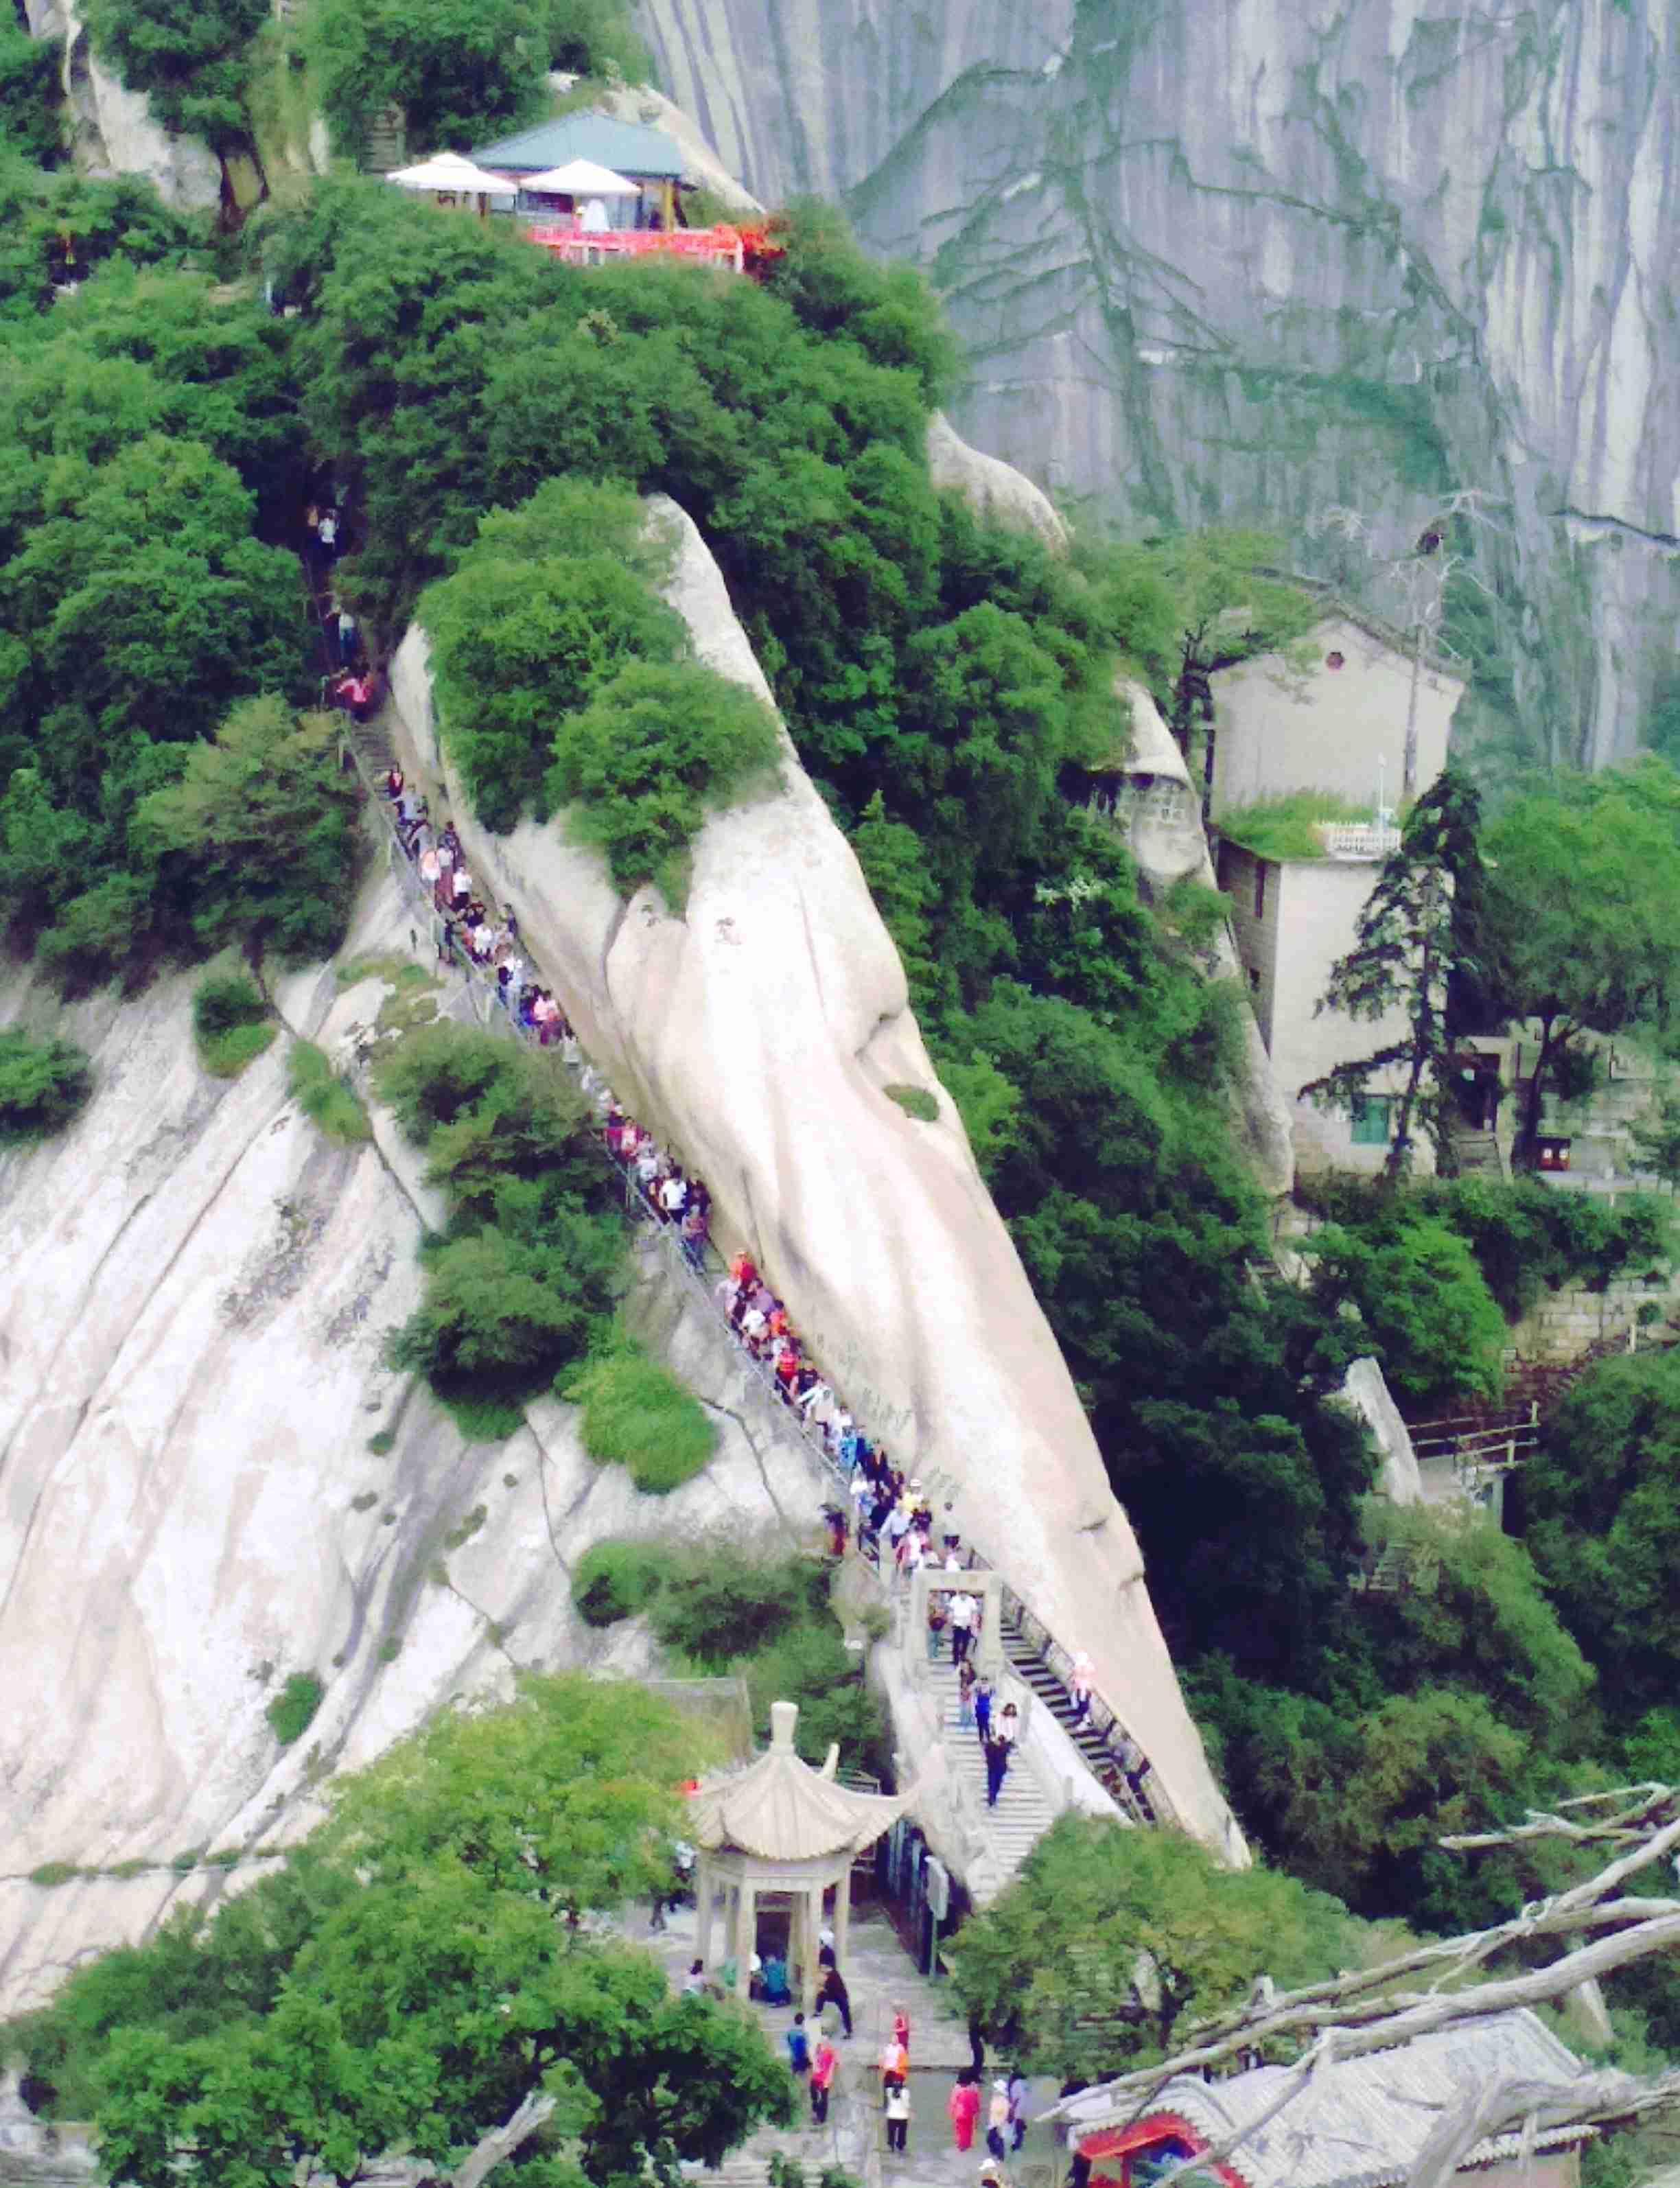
[1252,1686,1533,1927]
[1301,767,1483,1178]
[306,0,548,166]
[1524,1350,1680,1726]
[23,1679,792,2186]
[1481,760,1680,1167]
[1082,530,1319,758]
[0,1027,92,1141]
[895,603,1070,884]
[375,1022,625,1408]
[137,699,362,963]
[319,1674,701,1912]
[79,0,268,154]
[422,503,686,833]
[0,28,64,167]
[546,659,782,907]
[850,789,942,1013]
[1301,1212,1507,1410]
[945,1815,1352,2082]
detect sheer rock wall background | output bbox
[638,0,1680,771]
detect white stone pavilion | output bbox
[687,1699,911,2009]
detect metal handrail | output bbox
[344,741,1160,1822]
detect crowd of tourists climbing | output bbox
[357,721,1158,1837]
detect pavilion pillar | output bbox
[832,1861,852,1972]
[695,1852,714,1972]
[800,1885,821,2016]
[734,1879,756,2001]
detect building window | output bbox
[1253,863,1266,919]
[1350,1095,1392,1147]
[1248,966,1260,992]
[1326,649,1345,671]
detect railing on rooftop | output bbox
[1319,820,1402,859]
[340,730,1171,1838]
[526,223,746,273]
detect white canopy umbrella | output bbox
[386,152,513,195]
[520,156,640,197]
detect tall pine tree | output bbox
[1301,769,1482,1180]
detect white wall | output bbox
[1210,614,1464,817]
[1218,847,1435,1176]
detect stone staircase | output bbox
[1450,1126,1504,1178]
[1001,1609,1154,1817]
[922,1657,1058,1894]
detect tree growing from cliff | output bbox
[306,0,550,167]
[1480,760,1680,1168]
[0,1027,92,1141]
[1300,767,1482,1179]
[135,698,363,964]
[945,1815,1353,2082]
[79,0,268,157]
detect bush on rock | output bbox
[565,1332,716,1492]
[547,658,782,909]
[0,1029,93,1142]
[191,968,274,1078]
[571,1538,673,1626]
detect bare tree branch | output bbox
[449,2086,557,2188]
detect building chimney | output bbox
[770,1699,798,1751]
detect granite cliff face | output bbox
[0,875,825,2017]
[639,0,1680,770]
[391,498,1246,1865]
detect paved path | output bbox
[642,1900,1062,2187]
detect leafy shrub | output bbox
[0,28,64,166]
[139,701,362,967]
[1303,1213,1506,1410]
[547,659,782,908]
[28,1862,80,1888]
[565,1334,716,1492]
[649,1548,817,1667]
[0,1029,93,1143]
[375,1021,549,1142]
[377,1016,624,1406]
[388,1219,620,1388]
[883,1082,937,1122]
[191,968,275,1078]
[424,517,687,833]
[80,0,267,150]
[288,1040,371,1143]
[571,1538,673,1626]
[266,1673,323,1746]
[1299,1173,1672,1320]
[742,1616,888,1778]
[305,0,549,166]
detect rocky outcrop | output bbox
[57,4,220,212]
[1104,679,1294,1197]
[926,410,1068,552]
[0,872,824,2017]
[637,0,1680,769]
[390,497,1246,1865]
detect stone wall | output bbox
[1508,1274,1675,1366]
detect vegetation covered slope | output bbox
[3,88,1680,2034]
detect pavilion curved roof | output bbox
[686,1701,911,1862]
